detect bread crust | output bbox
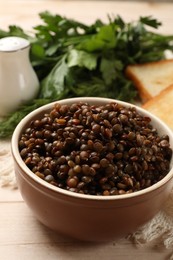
[142,84,173,130]
[143,84,173,108]
[125,59,173,103]
[125,66,151,102]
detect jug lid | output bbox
[0,36,30,52]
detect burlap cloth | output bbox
[1,139,173,255]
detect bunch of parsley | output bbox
[0,12,173,138]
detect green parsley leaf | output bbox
[78,24,117,52]
[67,49,98,70]
[100,58,123,85]
[40,56,69,99]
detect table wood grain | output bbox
[0,1,173,259]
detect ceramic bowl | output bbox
[11,97,173,242]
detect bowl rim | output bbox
[11,97,173,201]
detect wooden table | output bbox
[0,1,173,259]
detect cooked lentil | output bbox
[19,102,172,195]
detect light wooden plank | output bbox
[1,243,172,260]
[0,186,22,202]
[0,1,173,34]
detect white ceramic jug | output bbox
[0,36,39,116]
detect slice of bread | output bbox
[126,59,173,103]
[142,84,173,131]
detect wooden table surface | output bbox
[1,1,173,259]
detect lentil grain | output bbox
[19,102,172,195]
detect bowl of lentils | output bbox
[11,97,173,242]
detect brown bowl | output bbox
[11,97,173,242]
